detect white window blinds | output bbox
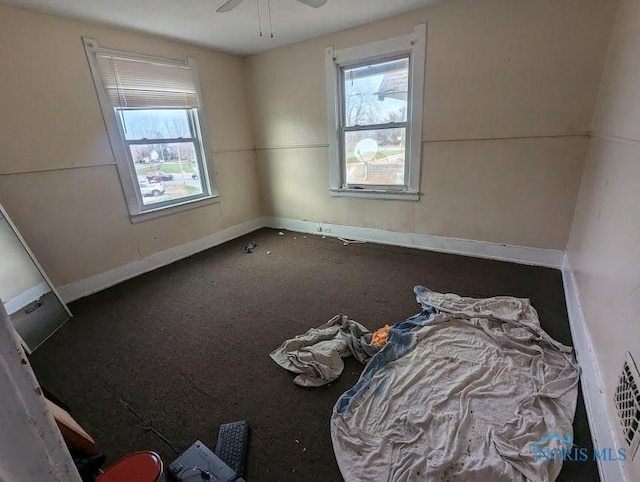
[95,53,199,109]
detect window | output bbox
[83,38,216,219]
[342,57,409,187]
[325,25,426,200]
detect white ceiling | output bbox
[1,0,441,55]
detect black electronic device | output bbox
[214,421,250,478]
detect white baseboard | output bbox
[4,281,50,315]
[58,216,564,304]
[266,217,564,268]
[58,217,267,302]
[562,255,628,482]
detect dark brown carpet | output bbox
[30,228,598,481]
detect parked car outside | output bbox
[146,171,174,182]
[139,180,165,197]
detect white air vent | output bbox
[615,352,640,460]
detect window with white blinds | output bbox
[83,38,216,218]
[95,53,199,109]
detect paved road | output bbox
[138,173,201,188]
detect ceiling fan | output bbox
[217,0,327,13]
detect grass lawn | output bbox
[163,185,201,197]
[135,161,195,174]
[143,184,202,205]
[179,185,201,195]
[345,148,404,164]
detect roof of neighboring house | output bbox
[375,70,408,101]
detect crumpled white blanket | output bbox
[331,287,580,482]
[270,314,380,387]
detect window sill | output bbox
[129,194,220,223]
[329,188,419,201]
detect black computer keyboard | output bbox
[214,421,250,477]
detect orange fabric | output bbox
[371,325,390,347]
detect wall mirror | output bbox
[0,204,71,353]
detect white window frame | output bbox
[325,24,426,201]
[83,38,218,222]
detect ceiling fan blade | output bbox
[216,0,244,13]
[297,0,328,7]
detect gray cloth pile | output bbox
[269,314,380,387]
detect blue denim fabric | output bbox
[334,299,438,416]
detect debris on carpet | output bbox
[243,241,257,253]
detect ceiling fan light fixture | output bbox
[217,0,328,13]
[298,0,329,7]
[216,0,244,13]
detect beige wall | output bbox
[567,0,640,478]
[0,0,622,291]
[248,0,616,249]
[0,5,263,287]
